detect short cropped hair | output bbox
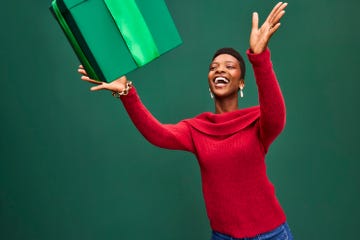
[212,47,246,80]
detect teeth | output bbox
[214,77,229,84]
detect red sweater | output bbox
[120,48,286,238]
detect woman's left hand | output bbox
[250,2,288,54]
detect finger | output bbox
[271,10,286,26]
[79,64,84,69]
[90,84,106,91]
[77,68,87,75]
[266,2,283,23]
[270,22,281,35]
[252,12,259,31]
[81,75,102,84]
[270,3,288,23]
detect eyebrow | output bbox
[211,60,237,64]
[210,61,238,66]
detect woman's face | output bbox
[208,54,244,99]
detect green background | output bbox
[1,0,359,239]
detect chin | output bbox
[213,91,238,100]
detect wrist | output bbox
[250,46,266,55]
[247,48,271,66]
[112,81,133,98]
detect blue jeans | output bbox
[211,223,293,240]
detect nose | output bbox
[215,65,226,74]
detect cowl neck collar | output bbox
[184,106,260,136]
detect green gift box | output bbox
[50,0,182,82]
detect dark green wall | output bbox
[1,0,359,239]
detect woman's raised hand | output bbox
[250,2,288,54]
[78,65,128,92]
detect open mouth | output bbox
[213,77,229,87]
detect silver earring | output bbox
[209,88,214,99]
[240,87,244,98]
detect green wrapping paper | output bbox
[50,0,182,82]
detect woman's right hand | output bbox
[78,65,128,92]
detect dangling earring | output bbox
[209,88,214,99]
[240,86,244,98]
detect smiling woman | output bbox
[208,47,246,113]
[78,2,292,240]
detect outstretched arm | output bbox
[247,2,288,152]
[78,66,194,152]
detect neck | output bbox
[214,94,239,114]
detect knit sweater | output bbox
[120,48,286,238]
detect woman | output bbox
[78,2,293,239]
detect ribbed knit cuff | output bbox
[246,48,271,67]
[119,86,138,105]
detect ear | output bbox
[239,79,245,89]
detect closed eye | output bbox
[209,64,218,71]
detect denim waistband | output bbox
[211,222,293,240]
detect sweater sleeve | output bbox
[247,48,286,153]
[119,87,195,153]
